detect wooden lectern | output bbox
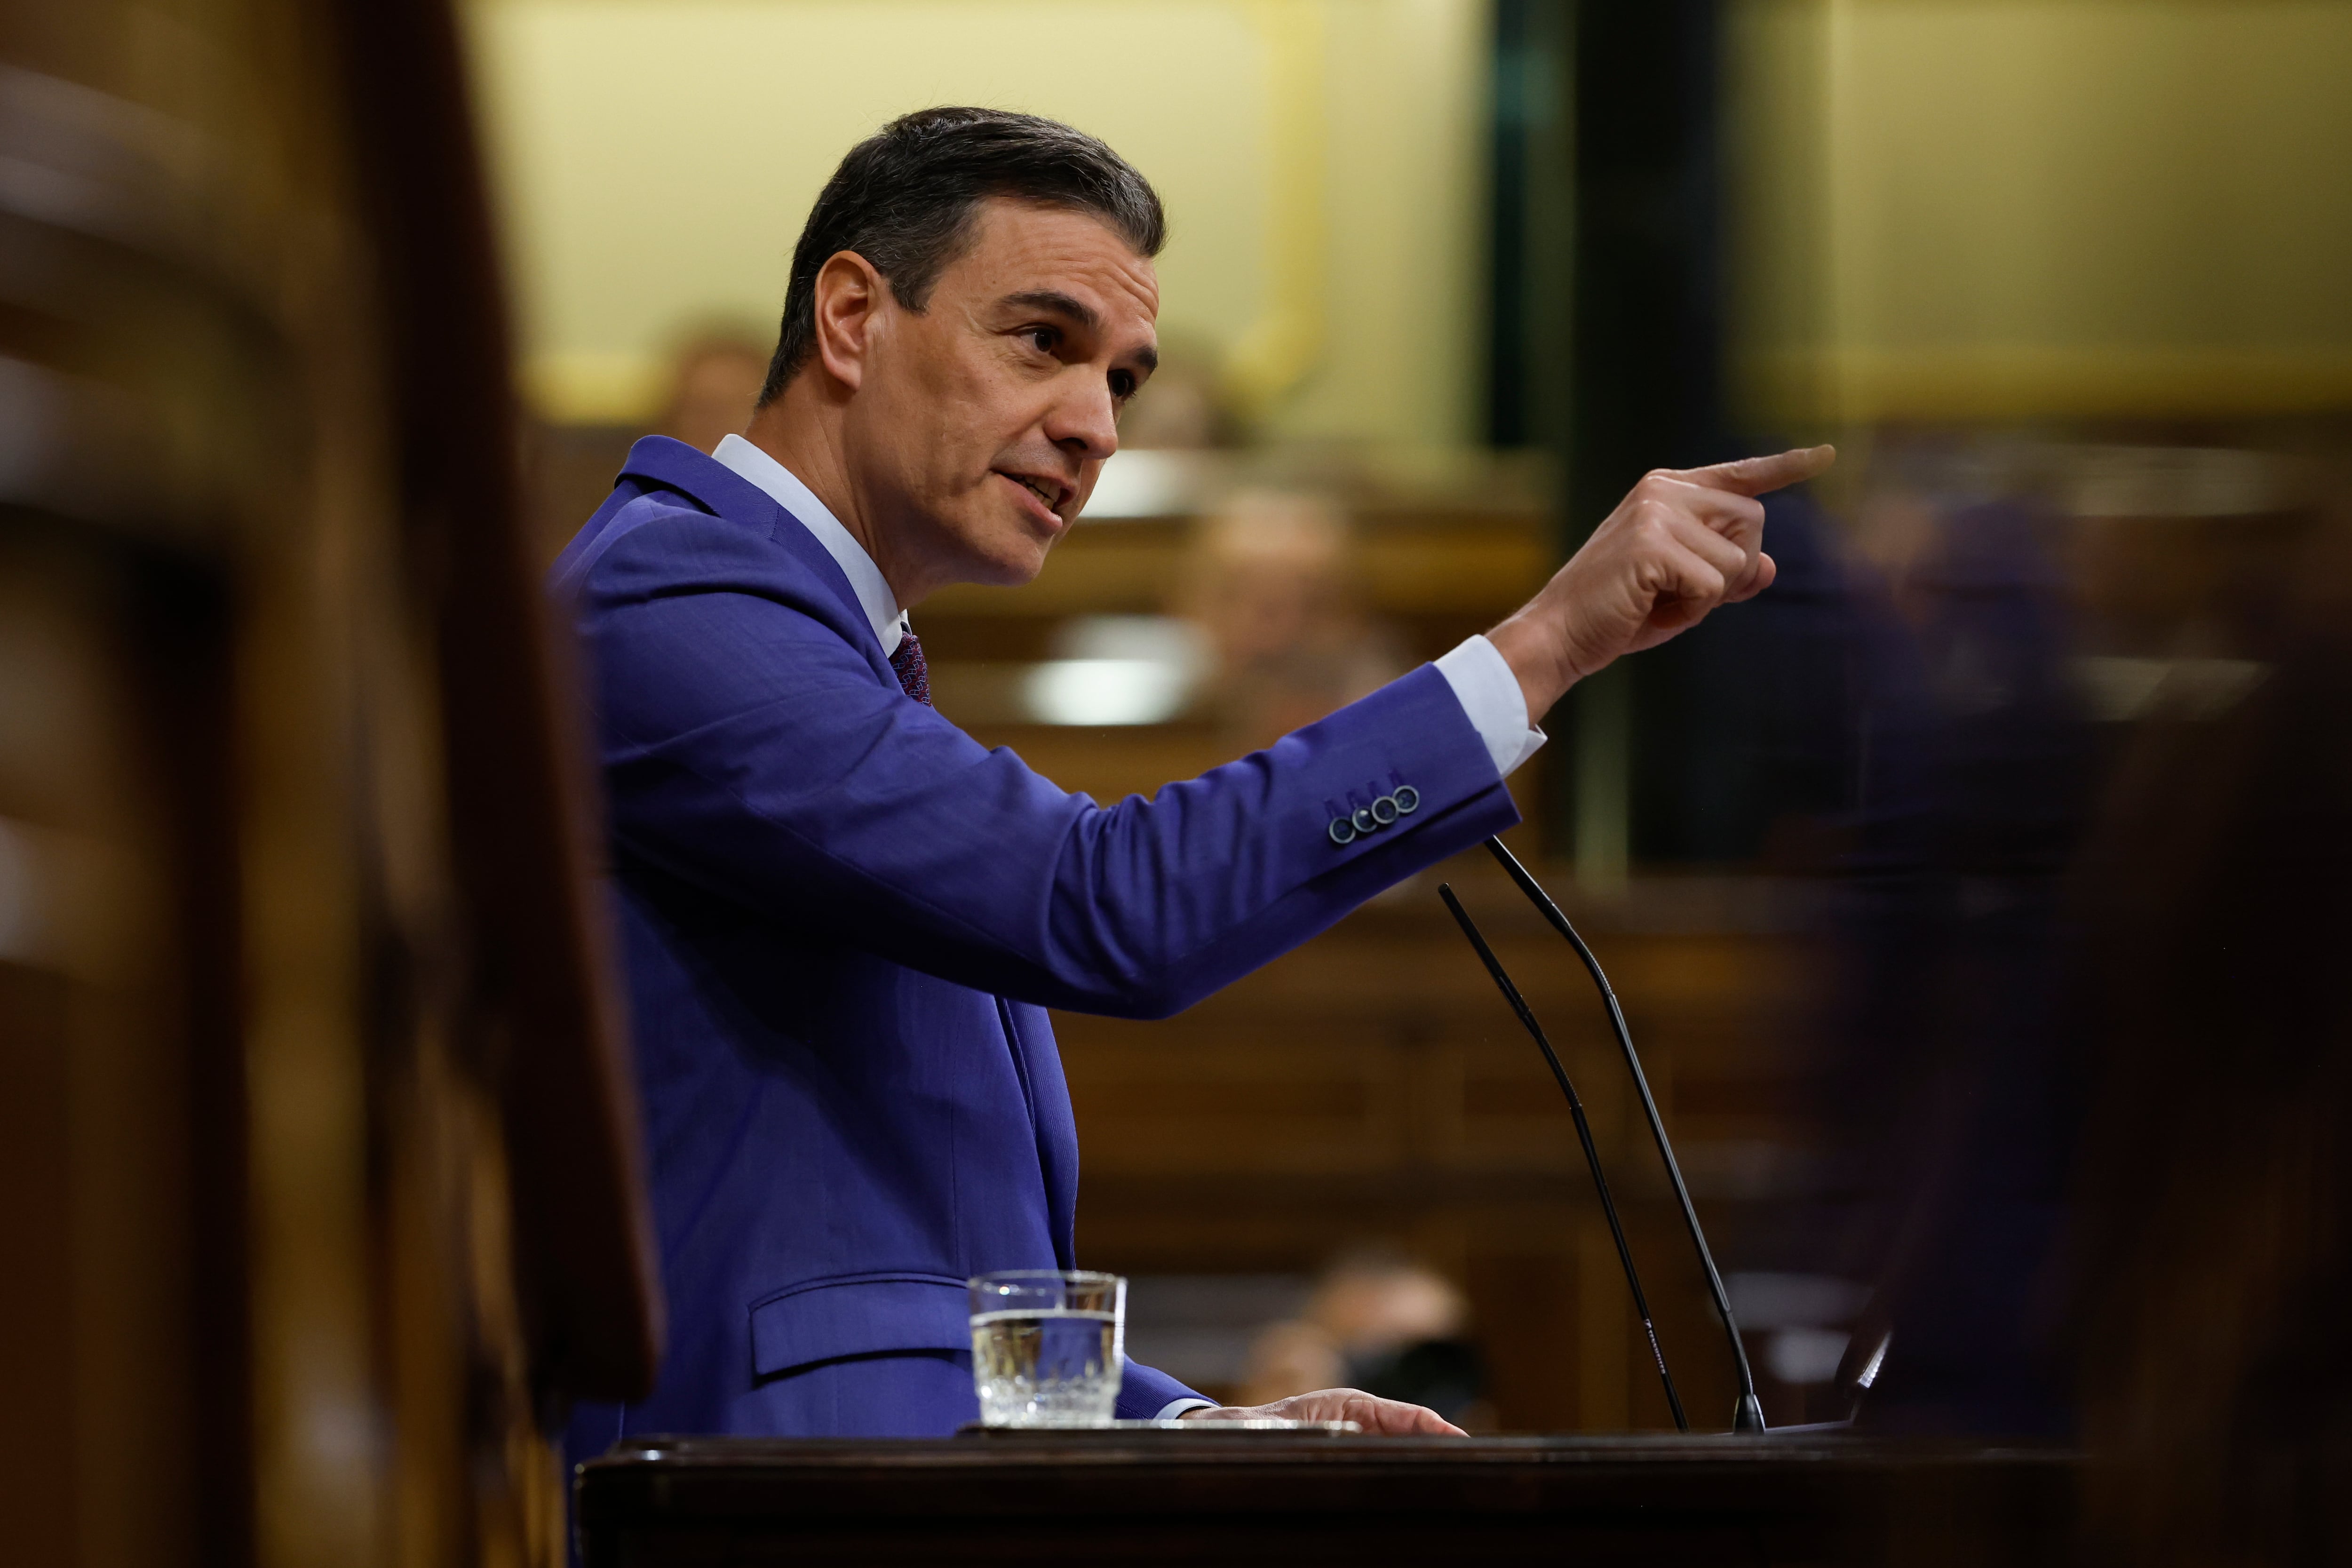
[577,1431,2075,1565]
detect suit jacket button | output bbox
[1392,785,1420,815]
[1351,806,1378,834]
[1328,817,1358,845]
[1371,794,1399,826]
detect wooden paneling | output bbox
[922,517,1549,622]
[1059,1029,1410,1176]
[1057,862,1832,1432]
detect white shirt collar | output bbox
[712,433,907,656]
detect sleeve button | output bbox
[1328,817,1358,845]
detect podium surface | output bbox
[577,1431,2076,1565]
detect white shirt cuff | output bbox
[1154,1397,1219,1422]
[1434,634,1547,780]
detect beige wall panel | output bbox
[1728,0,2352,422]
[463,0,1486,448]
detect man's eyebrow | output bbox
[1002,289,1100,333]
[1002,289,1157,376]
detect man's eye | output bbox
[1110,371,1136,399]
[1024,326,1058,353]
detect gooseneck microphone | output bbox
[1479,837,1767,1433]
[1439,883,1690,1431]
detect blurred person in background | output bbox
[523,329,774,567]
[1738,437,2337,1451]
[1109,332,1232,450]
[550,104,1828,1466]
[1653,435,2093,1432]
[1239,1249,1489,1430]
[1176,490,1407,749]
[1821,440,2095,1437]
[653,328,771,456]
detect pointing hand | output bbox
[1486,446,1836,720]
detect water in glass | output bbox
[968,1271,1124,1427]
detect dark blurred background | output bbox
[5,0,2351,1563]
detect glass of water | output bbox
[968,1270,1125,1427]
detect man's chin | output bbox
[906,504,1059,595]
[932,549,1047,593]
[956,525,1058,588]
[980,551,1052,588]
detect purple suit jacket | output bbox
[553,437,1520,1455]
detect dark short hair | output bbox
[758,107,1166,405]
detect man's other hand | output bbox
[1179,1388,1466,1436]
[1487,445,1836,721]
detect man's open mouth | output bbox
[1000,470,1068,517]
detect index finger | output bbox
[1372,1400,1465,1437]
[1668,444,1836,499]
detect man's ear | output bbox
[812,250,889,393]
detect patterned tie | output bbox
[889,627,932,707]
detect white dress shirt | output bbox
[715,435,910,657]
[712,434,1542,1417]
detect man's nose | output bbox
[1042,374,1120,462]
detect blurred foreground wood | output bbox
[0,0,657,1562]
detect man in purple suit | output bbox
[554,107,1828,1458]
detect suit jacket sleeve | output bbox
[1116,1359,1203,1421]
[581,503,1522,1020]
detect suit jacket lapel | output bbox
[616,436,894,689]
